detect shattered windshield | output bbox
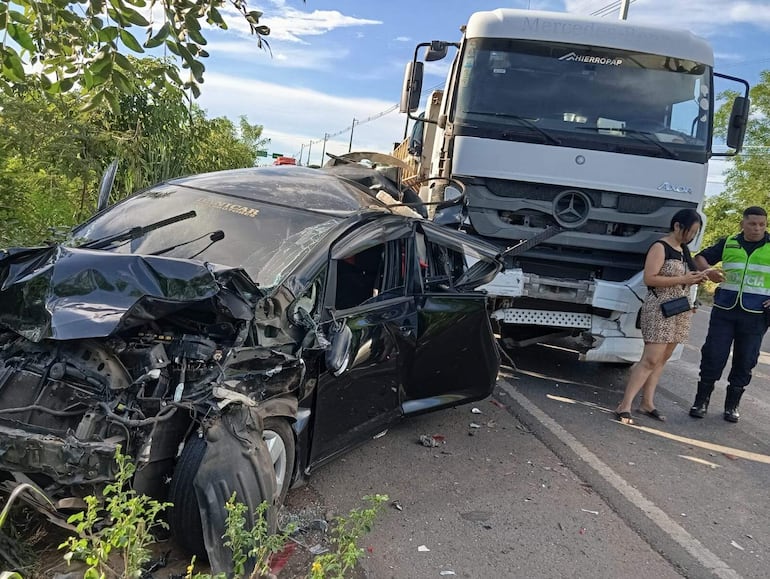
[453,38,712,162]
[72,185,341,289]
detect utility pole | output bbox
[320,133,329,166]
[619,0,630,19]
[306,141,313,166]
[348,118,357,152]
[299,143,305,166]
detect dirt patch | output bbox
[5,484,365,579]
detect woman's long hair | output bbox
[670,208,702,271]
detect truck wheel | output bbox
[263,417,295,505]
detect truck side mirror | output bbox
[400,61,424,114]
[726,96,750,153]
[424,41,448,62]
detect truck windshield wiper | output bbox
[80,210,197,251]
[574,126,679,160]
[464,111,562,145]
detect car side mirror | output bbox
[325,322,352,376]
[726,96,750,152]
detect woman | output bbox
[615,209,708,423]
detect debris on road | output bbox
[516,424,532,433]
[470,423,481,429]
[440,572,457,576]
[392,500,403,511]
[723,453,739,461]
[418,545,430,552]
[471,407,483,414]
[581,509,599,515]
[310,544,329,555]
[490,399,506,409]
[309,519,329,532]
[731,540,745,551]
[486,420,497,428]
[579,527,586,535]
[420,434,446,447]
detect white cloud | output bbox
[424,60,451,79]
[206,40,348,71]
[198,73,407,164]
[262,8,382,43]
[394,36,412,42]
[564,0,770,34]
[220,5,381,44]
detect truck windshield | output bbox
[453,39,711,163]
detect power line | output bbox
[590,0,636,18]
[295,80,446,159]
[590,1,621,17]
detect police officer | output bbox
[690,206,770,422]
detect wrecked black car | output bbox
[0,166,501,570]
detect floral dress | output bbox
[640,240,692,344]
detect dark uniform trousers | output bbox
[700,306,768,388]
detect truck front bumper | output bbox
[484,268,648,363]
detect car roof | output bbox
[168,166,389,216]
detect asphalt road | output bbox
[299,307,769,579]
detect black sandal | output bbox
[639,408,666,422]
[614,411,634,424]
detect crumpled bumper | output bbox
[0,424,118,485]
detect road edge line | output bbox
[498,379,741,579]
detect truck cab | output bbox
[397,9,749,362]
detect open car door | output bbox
[402,221,503,415]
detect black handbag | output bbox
[660,296,691,318]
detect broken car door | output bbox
[308,218,417,467]
[401,221,502,415]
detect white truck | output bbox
[391,8,750,363]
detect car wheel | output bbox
[263,417,295,504]
[168,435,207,557]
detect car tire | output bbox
[168,435,207,558]
[169,418,294,563]
[263,417,295,505]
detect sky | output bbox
[193,0,770,195]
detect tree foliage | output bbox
[0,0,270,109]
[0,57,269,247]
[703,70,770,246]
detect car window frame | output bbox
[325,220,416,315]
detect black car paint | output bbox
[0,166,501,572]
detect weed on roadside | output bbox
[309,494,388,579]
[58,446,172,579]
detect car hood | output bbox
[0,245,258,342]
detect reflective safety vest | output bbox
[714,235,770,313]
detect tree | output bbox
[0,0,271,110]
[0,58,268,246]
[703,70,770,245]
